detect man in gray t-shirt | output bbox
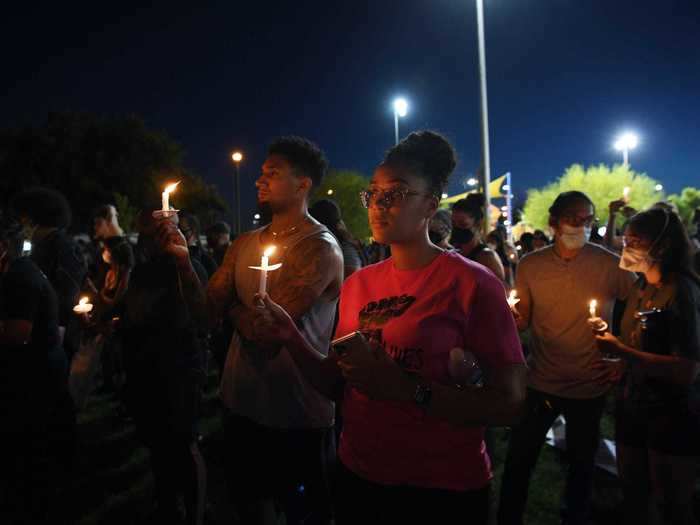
[498,191,635,525]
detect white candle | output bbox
[507,289,520,309]
[73,296,93,314]
[259,246,274,295]
[589,299,597,319]
[248,246,283,298]
[162,181,180,211]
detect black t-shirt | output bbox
[620,273,700,411]
[119,257,206,436]
[120,257,205,372]
[0,257,66,418]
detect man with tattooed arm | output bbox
[207,136,343,525]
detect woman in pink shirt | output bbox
[255,131,526,524]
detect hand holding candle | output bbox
[154,181,180,218]
[507,289,520,310]
[248,246,283,299]
[622,186,631,203]
[587,299,608,334]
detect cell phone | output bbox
[330,331,369,357]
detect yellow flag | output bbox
[488,174,507,199]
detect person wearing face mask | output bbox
[593,207,700,525]
[451,194,506,282]
[248,131,526,524]
[428,209,454,250]
[498,191,635,525]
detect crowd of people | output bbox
[1,131,699,525]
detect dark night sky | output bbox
[2,1,699,224]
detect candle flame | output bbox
[79,297,89,306]
[623,186,630,199]
[589,299,597,317]
[164,181,180,195]
[264,246,276,257]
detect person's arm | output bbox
[0,320,33,345]
[476,249,506,282]
[598,276,700,387]
[0,266,39,345]
[596,333,699,386]
[206,237,242,326]
[391,363,527,426]
[156,220,207,328]
[255,293,345,399]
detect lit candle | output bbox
[162,181,180,212]
[589,299,597,318]
[622,186,631,202]
[73,296,93,314]
[248,246,283,298]
[587,299,608,332]
[507,289,520,309]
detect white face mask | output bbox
[558,224,591,250]
[619,246,651,273]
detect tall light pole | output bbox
[475,0,491,234]
[231,151,243,235]
[614,132,638,168]
[393,97,408,145]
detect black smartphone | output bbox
[330,331,369,357]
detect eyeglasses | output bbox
[359,187,427,209]
[559,213,596,227]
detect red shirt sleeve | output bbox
[463,265,525,371]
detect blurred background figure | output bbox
[179,212,217,281]
[205,221,232,267]
[451,193,505,282]
[0,212,76,525]
[429,208,453,250]
[11,187,87,361]
[120,210,208,524]
[518,232,535,255]
[532,229,550,251]
[93,204,124,241]
[310,198,367,279]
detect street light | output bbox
[393,97,408,145]
[614,132,639,167]
[327,189,334,196]
[231,151,243,235]
[467,177,478,187]
[655,183,664,192]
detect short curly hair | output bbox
[11,187,72,229]
[268,136,328,188]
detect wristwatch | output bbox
[414,381,433,408]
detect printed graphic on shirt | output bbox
[358,294,423,372]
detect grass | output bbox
[57,368,695,525]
